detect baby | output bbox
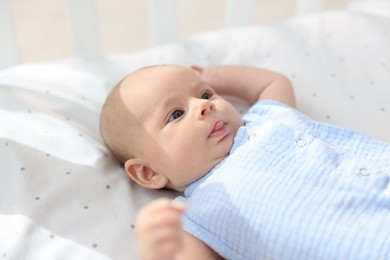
[100,64,390,260]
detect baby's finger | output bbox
[139,225,184,258]
[171,201,187,212]
[158,238,184,258]
[149,225,184,245]
[190,65,204,75]
[140,198,185,215]
[138,229,183,260]
[141,198,173,211]
[136,200,187,230]
[138,209,184,231]
[136,199,175,221]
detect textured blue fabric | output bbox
[176,100,390,260]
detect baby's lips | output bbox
[211,120,225,134]
[209,120,229,138]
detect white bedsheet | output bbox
[0,8,389,260]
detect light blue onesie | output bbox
[176,100,390,260]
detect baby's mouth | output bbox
[209,120,229,138]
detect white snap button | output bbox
[359,168,370,176]
[295,138,306,148]
[248,134,257,141]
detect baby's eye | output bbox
[169,110,184,122]
[201,91,213,100]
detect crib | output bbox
[0,0,352,69]
[0,0,389,259]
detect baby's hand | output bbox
[190,64,204,75]
[135,198,187,260]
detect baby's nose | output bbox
[197,100,215,120]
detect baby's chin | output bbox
[170,154,230,192]
[209,147,231,171]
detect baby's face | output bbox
[120,65,242,191]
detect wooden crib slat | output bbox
[225,0,253,26]
[0,0,20,69]
[67,0,100,60]
[148,0,177,45]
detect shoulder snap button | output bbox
[248,134,257,141]
[359,168,370,176]
[295,138,306,148]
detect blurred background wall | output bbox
[9,0,349,64]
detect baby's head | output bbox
[100,64,242,191]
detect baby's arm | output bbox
[135,198,221,260]
[192,65,296,108]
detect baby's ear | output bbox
[124,158,168,189]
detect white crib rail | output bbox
[226,0,254,27]
[0,0,331,70]
[0,0,19,69]
[148,0,177,46]
[67,0,100,61]
[296,0,326,15]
